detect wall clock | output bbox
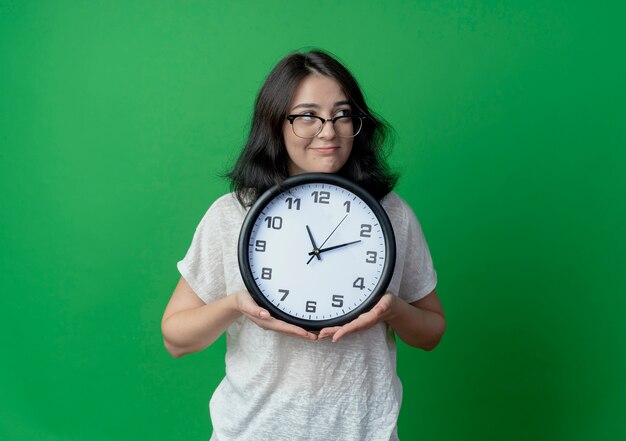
[238,173,396,331]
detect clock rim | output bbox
[237,173,397,331]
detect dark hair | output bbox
[227,49,398,206]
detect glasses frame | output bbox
[285,114,365,139]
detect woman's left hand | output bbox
[318,292,397,342]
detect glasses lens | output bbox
[334,116,362,138]
[291,116,363,138]
[292,116,322,138]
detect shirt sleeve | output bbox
[176,199,227,304]
[389,194,437,303]
[397,201,438,304]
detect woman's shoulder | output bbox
[380,191,405,207]
[200,192,248,225]
[380,191,412,221]
[380,191,428,238]
[211,192,246,211]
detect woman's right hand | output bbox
[234,290,318,341]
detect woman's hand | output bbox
[234,290,318,341]
[319,290,446,349]
[318,292,397,342]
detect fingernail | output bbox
[259,310,269,319]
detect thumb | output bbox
[237,291,270,319]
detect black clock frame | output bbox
[237,173,396,331]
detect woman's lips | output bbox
[311,146,339,154]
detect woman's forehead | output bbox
[290,74,348,108]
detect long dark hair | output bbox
[228,49,398,206]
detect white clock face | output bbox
[243,179,392,327]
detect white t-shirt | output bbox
[178,191,437,441]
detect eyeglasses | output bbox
[286,114,365,138]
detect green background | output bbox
[1,1,625,440]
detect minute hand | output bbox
[308,240,362,256]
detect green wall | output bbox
[1,1,624,439]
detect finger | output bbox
[322,295,394,341]
[270,320,318,340]
[332,311,378,342]
[267,319,315,339]
[242,304,270,320]
[236,291,316,339]
[371,301,389,317]
[373,294,394,315]
[318,326,341,339]
[248,315,317,340]
[237,292,271,319]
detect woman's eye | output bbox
[336,109,351,117]
[299,113,316,121]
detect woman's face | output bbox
[283,74,353,176]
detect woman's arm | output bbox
[387,289,446,350]
[161,277,318,358]
[161,277,240,358]
[319,289,446,350]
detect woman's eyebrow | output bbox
[334,100,351,107]
[291,101,352,111]
[291,103,319,110]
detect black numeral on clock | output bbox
[343,201,351,213]
[261,268,272,280]
[264,216,283,229]
[278,289,289,301]
[366,251,377,263]
[360,224,372,237]
[306,300,317,313]
[254,240,266,252]
[285,197,301,210]
[353,277,365,290]
[311,191,330,204]
[331,295,344,308]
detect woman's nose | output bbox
[317,119,337,139]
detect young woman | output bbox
[162,50,446,441]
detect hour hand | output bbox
[308,240,362,256]
[306,225,321,261]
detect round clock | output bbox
[238,173,396,331]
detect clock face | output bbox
[238,174,396,330]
